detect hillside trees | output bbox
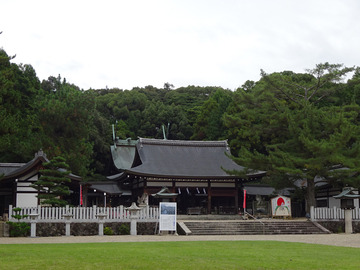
[38,76,97,176]
[191,89,233,140]
[93,85,222,141]
[0,49,43,162]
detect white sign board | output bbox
[271,195,291,217]
[159,202,177,231]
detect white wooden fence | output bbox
[311,206,360,221]
[8,205,159,223]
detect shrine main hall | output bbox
[103,138,265,214]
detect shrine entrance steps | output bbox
[178,217,329,235]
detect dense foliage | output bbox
[1,41,360,211]
[224,65,360,212]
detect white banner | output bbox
[159,202,177,231]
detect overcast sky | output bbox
[1,0,360,90]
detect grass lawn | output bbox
[0,241,359,270]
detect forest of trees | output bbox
[2,43,360,212]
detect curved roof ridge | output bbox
[138,138,228,147]
[1,150,49,179]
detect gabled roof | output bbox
[151,187,178,198]
[0,150,48,180]
[0,163,26,176]
[0,150,81,182]
[126,138,265,179]
[333,187,360,199]
[89,181,131,196]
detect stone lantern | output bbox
[126,202,141,235]
[95,212,108,236]
[62,212,73,236]
[333,187,360,234]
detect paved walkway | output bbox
[1,234,360,248]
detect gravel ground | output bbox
[1,234,360,248]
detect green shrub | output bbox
[7,207,30,237]
[8,222,30,237]
[118,223,130,235]
[11,207,28,220]
[104,226,114,235]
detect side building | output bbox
[0,150,82,217]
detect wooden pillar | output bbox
[234,179,239,214]
[142,177,147,198]
[13,180,17,207]
[82,184,88,207]
[207,180,212,214]
[143,177,147,190]
[172,180,176,202]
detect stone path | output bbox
[1,234,360,248]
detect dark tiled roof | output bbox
[0,163,26,176]
[126,138,264,179]
[89,182,131,196]
[0,150,81,182]
[0,150,48,180]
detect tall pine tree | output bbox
[225,63,360,214]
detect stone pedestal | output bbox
[345,209,353,234]
[28,213,39,238]
[126,202,141,236]
[63,213,73,236]
[130,219,137,236]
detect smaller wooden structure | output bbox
[0,150,81,217]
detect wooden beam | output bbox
[207,180,212,214]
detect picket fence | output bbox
[310,206,360,221]
[8,205,159,223]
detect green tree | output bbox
[38,76,95,176]
[31,156,71,206]
[0,48,43,162]
[191,89,233,140]
[225,63,359,213]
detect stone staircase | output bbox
[182,220,329,235]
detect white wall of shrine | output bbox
[16,173,38,208]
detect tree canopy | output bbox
[225,64,360,212]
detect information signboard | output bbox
[159,202,177,232]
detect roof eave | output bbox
[125,170,263,180]
[2,155,48,180]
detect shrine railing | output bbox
[8,205,159,223]
[310,206,360,221]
